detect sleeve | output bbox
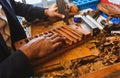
[11,1,48,22]
[0,50,33,78]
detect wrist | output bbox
[44,9,49,16]
[19,45,33,61]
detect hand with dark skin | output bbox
[19,34,65,65]
[44,3,78,23]
[44,3,65,18]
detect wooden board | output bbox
[79,62,120,78]
[31,20,100,74]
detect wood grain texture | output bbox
[29,20,100,74]
[79,62,120,78]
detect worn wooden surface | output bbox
[31,20,100,74]
[30,10,120,78]
[79,62,120,78]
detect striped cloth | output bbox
[0,4,11,49]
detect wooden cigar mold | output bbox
[14,25,92,74]
[14,25,91,51]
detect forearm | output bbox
[11,1,47,21]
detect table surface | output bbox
[31,20,100,74]
[80,62,120,78]
[31,19,120,78]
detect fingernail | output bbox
[62,15,65,18]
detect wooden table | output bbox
[80,62,120,78]
[31,20,99,75]
[31,20,120,78]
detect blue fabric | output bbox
[0,0,47,77]
[0,50,33,78]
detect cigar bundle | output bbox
[14,25,91,50]
[14,25,93,74]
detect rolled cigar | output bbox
[63,26,83,39]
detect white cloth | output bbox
[0,5,11,48]
[108,0,120,5]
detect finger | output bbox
[51,36,66,44]
[54,12,65,18]
[50,7,58,12]
[69,13,76,16]
[29,36,46,44]
[44,32,53,37]
[36,36,46,40]
[49,33,59,39]
[39,34,47,38]
[52,42,63,49]
[51,3,57,8]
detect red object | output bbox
[101,0,113,4]
[101,0,120,5]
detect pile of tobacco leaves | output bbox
[33,30,120,78]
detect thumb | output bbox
[54,12,65,18]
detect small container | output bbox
[73,15,82,23]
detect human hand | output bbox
[19,34,65,61]
[44,3,78,23]
[44,3,65,18]
[44,3,78,18]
